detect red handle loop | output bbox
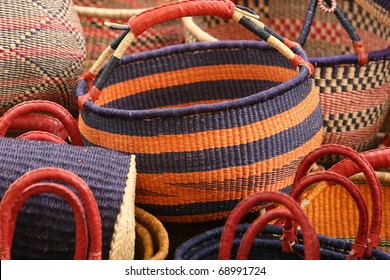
[8,115,68,140]
[2,183,88,260]
[236,207,320,260]
[292,144,382,254]
[286,171,369,259]
[17,131,68,144]
[0,167,102,260]
[128,0,235,36]
[0,101,83,146]
[218,191,320,260]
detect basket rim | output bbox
[77,40,312,120]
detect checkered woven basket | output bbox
[0,137,137,260]
[0,0,86,117]
[183,0,390,165]
[73,0,183,70]
[76,0,323,223]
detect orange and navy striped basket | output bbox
[183,0,390,165]
[76,0,324,223]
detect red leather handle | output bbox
[0,167,102,260]
[236,208,320,260]
[17,131,68,144]
[128,0,235,36]
[292,144,381,254]
[218,191,319,260]
[286,171,369,259]
[9,115,68,140]
[3,183,88,260]
[0,101,83,146]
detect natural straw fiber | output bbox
[73,0,183,69]
[0,0,86,117]
[76,0,323,223]
[183,0,390,164]
[0,137,136,259]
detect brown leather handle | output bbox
[0,167,102,260]
[128,0,235,36]
[286,171,369,259]
[293,144,382,254]
[9,115,68,140]
[0,100,83,146]
[236,207,320,260]
[3,183,88,260]
[218,191,320,260]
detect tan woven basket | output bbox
[73,0,184,69]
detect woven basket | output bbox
[76,0,323,223]
[183,0,390,164]
[0,137,137,260]
[73,0,183,70]
[301,147,390,254]
[0,0,86,117]
[134,206,169,260]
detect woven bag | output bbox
[174,149,390,260]
[0,137,136,260]
[76,0,323,223]
[134,206,169,260]
[73,0,183,69]
[0,0,86,117]
[301,146,390,253]
[183,0,390,164]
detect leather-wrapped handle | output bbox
[292,144,381,255]
[0,101,83,146]
[2,183,88,260]
[286,171,369,259]
[0,167,102,260]
[9,115,68,140]
[236,208,320,260]
[128,0,235,36]
[17,131,68,144]
[218,191,319,260]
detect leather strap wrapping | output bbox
[128,0,235,36]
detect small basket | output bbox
[183,0,390,164]
[73,0,184,69]
[76,0,323,223]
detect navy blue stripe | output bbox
[80,80,313,136]
[98,41,304,87]
[104,80,281,110]
[136,186,291,217]
[82,105,322,174]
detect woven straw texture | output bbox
[73,0,183,69]
[0,0,86,117]
[173,223,390,260]
[302,171,390,253]
[77,40,323,223]
[0,137,136,260]
[183,0,390,164]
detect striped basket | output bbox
[0,137,137,260]
[76,0,324,223]
[183,0,390,164]
[302,147,390,253]
[73,0,183,69]
[0,0,86,117]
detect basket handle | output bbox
[285,171,369,259]
[0,101,83,146]
[77,0,314,109]
[292,144,382,254]
[0,167,102,260]
[219,191,320,260]
[1,183,89,260]
[297,0,368,65]
[236,208,320,260]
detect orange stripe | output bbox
[134,130,323,204]
[96,65,296,106]
[79,86,319,154]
